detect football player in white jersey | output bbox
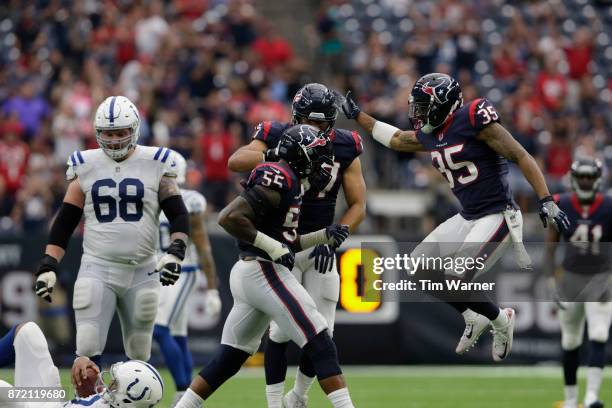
[33,96,191,367]
[0,321,164,408]
[153,151,221,404]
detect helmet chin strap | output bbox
[421,123,434,134]
[301,178,311,192]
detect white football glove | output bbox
[204,289,222,317]
[35,271,57,303]
[156,254,183,286]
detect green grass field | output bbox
[2,366,611,407]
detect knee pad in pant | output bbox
[134,289,159,324]
[303,330,342,380]
[199,345,250,391]
[125,332,152,361]
[76,323,102,357]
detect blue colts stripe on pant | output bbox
[167,272,196,327]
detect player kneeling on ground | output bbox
[0,321,163,407]
[546,158,612,408]
[174,124,355,408]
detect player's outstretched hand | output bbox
[341,91,361,120]
[34,255,59,303]
[205,289,222,317]
[539,196,570,233]
[309,244,335,274]
[274,244,295,270]
[325,224,350,248]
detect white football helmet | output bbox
[94,96,140,160]
[171,150,187,185]
[97,360,163,408]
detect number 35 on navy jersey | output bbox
[65,146,178,264]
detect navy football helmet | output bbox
[570,157,603,201]
[408,73,463,133]
[292,83,339,131]
[277,124,334,189]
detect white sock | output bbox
[564,384,578,404]
[172,391,186,407]
[293,367,315,399]
[174,388,203,408]
[327,388,355,408]
[491,308,508,329]
[266,382,284,408]
[585,367,603,404]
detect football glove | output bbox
[539,196,570,233]
[309,244,336,274]
[34,255,58,303]
[205,289,222,317]
[156,239,186,286]
[325,224,350,248]
[341,91,361,120]
[274,244,295,271]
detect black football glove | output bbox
[539,196,570,233]
[34,255,59,303]
[309,244,336,274]
[264,148,279,162]
[341,91,361,120]
[156,239,186,286]
[325,224,350,248]
[274,244,295,270]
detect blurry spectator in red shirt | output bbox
[0,120,29,196]
[545,122,573,183]
[246,87,290,126]
[535,58,568,111]
[199,117,235,211]
[564,28,593,80]
[252,22,293,70]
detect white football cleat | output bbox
[283,390,308,408]
[455,310,490,354]
[491,308,515,362]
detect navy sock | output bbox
[0,325,18,367]
[447,302,468,313]
[465,302,500,321]
[89,355,102,368]
[563,347,580,385]
[588,341,606,369]
[174,335,194,384]
[153,325,189,390]
[298,350,316,378]
[264,340,288,385]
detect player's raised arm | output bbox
[35,178,85,303]
[342,91,425,152]
[340,158,366,232]
[477,122,570,232]
[157,175,190,286]
[227,123,282,172]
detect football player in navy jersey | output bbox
[228,83,366,407]
[545,158,612,408]
[342,72,570,362]
[175,125,356,408]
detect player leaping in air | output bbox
[228,83,366,408]
[342,73,570,362]
[175,125,355,408]
[33,96,190,367]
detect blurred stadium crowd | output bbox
[0,0,611,234]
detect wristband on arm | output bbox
[372,121,399,147]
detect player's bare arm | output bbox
[340,158,366,232]
[190,211,218,290]
[227,139,268,172]
[342,91,425,152]
[477,122,551,199]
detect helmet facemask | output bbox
[570,159,603,202]
[408,93,434,133]
[96,125,138,161]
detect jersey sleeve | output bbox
[252,121,283,147]
[65,150,86,181]
[247,163,294,192]
[467,98,501,131]
[158,148,179,178]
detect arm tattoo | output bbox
[158,176,181,202]
[478,123,523,163]
[391,130,425,152]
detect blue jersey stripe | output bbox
[70,153,77,166]
[71,395,101,406]
[154,147,164,161]
[76,151,84,164]
[109,96,117,125]
[160,148,171,163]
[181,265,198,273]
